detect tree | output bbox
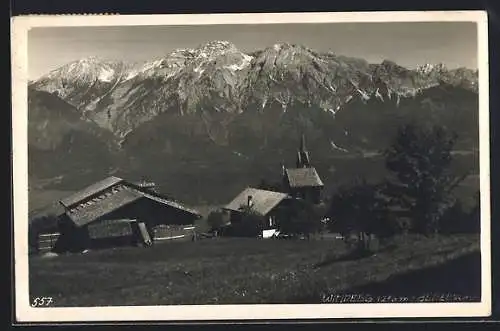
[439,199,467,234]
[206,209,229,232]
[328,179,392,251]
[440,191,480,234]
[384,124,467,235]
[278,200,322,239]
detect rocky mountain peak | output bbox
[164,40,240,65]
[38,56,125,83]
[261,42,314,56]
[417,63,448,75]
[195,40,238,54]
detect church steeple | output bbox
[296,133,311,168]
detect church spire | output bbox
[296,133,311,168]
[300,133,306,152]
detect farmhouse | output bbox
[282,134,324,204]
[222,187,293,238]
[53,176,202,253]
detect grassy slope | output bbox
[29,234,480,306]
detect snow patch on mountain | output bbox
[356,88,370,101]
[225,54,253,71]
[124,70,139,81]
[98,67,115,82]
[330,140,349,153]
[142,59,164,72]
[193,66,205,75]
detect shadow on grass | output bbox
[292,252,481,304]
[340,251,482,302]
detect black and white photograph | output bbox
[11,11,490,321]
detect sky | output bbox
[28,22,478,80]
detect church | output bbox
[219,134,326,238]
[281,134,324,205]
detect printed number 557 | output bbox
[31,297,53,307]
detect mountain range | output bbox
[28,40,479,209]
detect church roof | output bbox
[285,167,324,188]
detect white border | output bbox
[11,11,491,322]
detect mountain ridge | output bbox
[30,41,478,138]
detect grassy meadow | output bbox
[29,234,481,306]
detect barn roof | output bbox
[60,176,124,208]
[223,187,290,216]
[139,192,201,217]
[66,187,142,227]
[285,167,324,188]
[64,184,202,227]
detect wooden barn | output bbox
[282,134,324,204]
[222,187,293,238]
[53,176,202,253]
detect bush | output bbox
[230,209,264,237]
[327,179,392,253]
[328,179,392,237]
[440,194,480,234]
[277,200,323,238]
[206,209,229,232]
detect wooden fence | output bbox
[152,224,196,242]
[37,233,60,253]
